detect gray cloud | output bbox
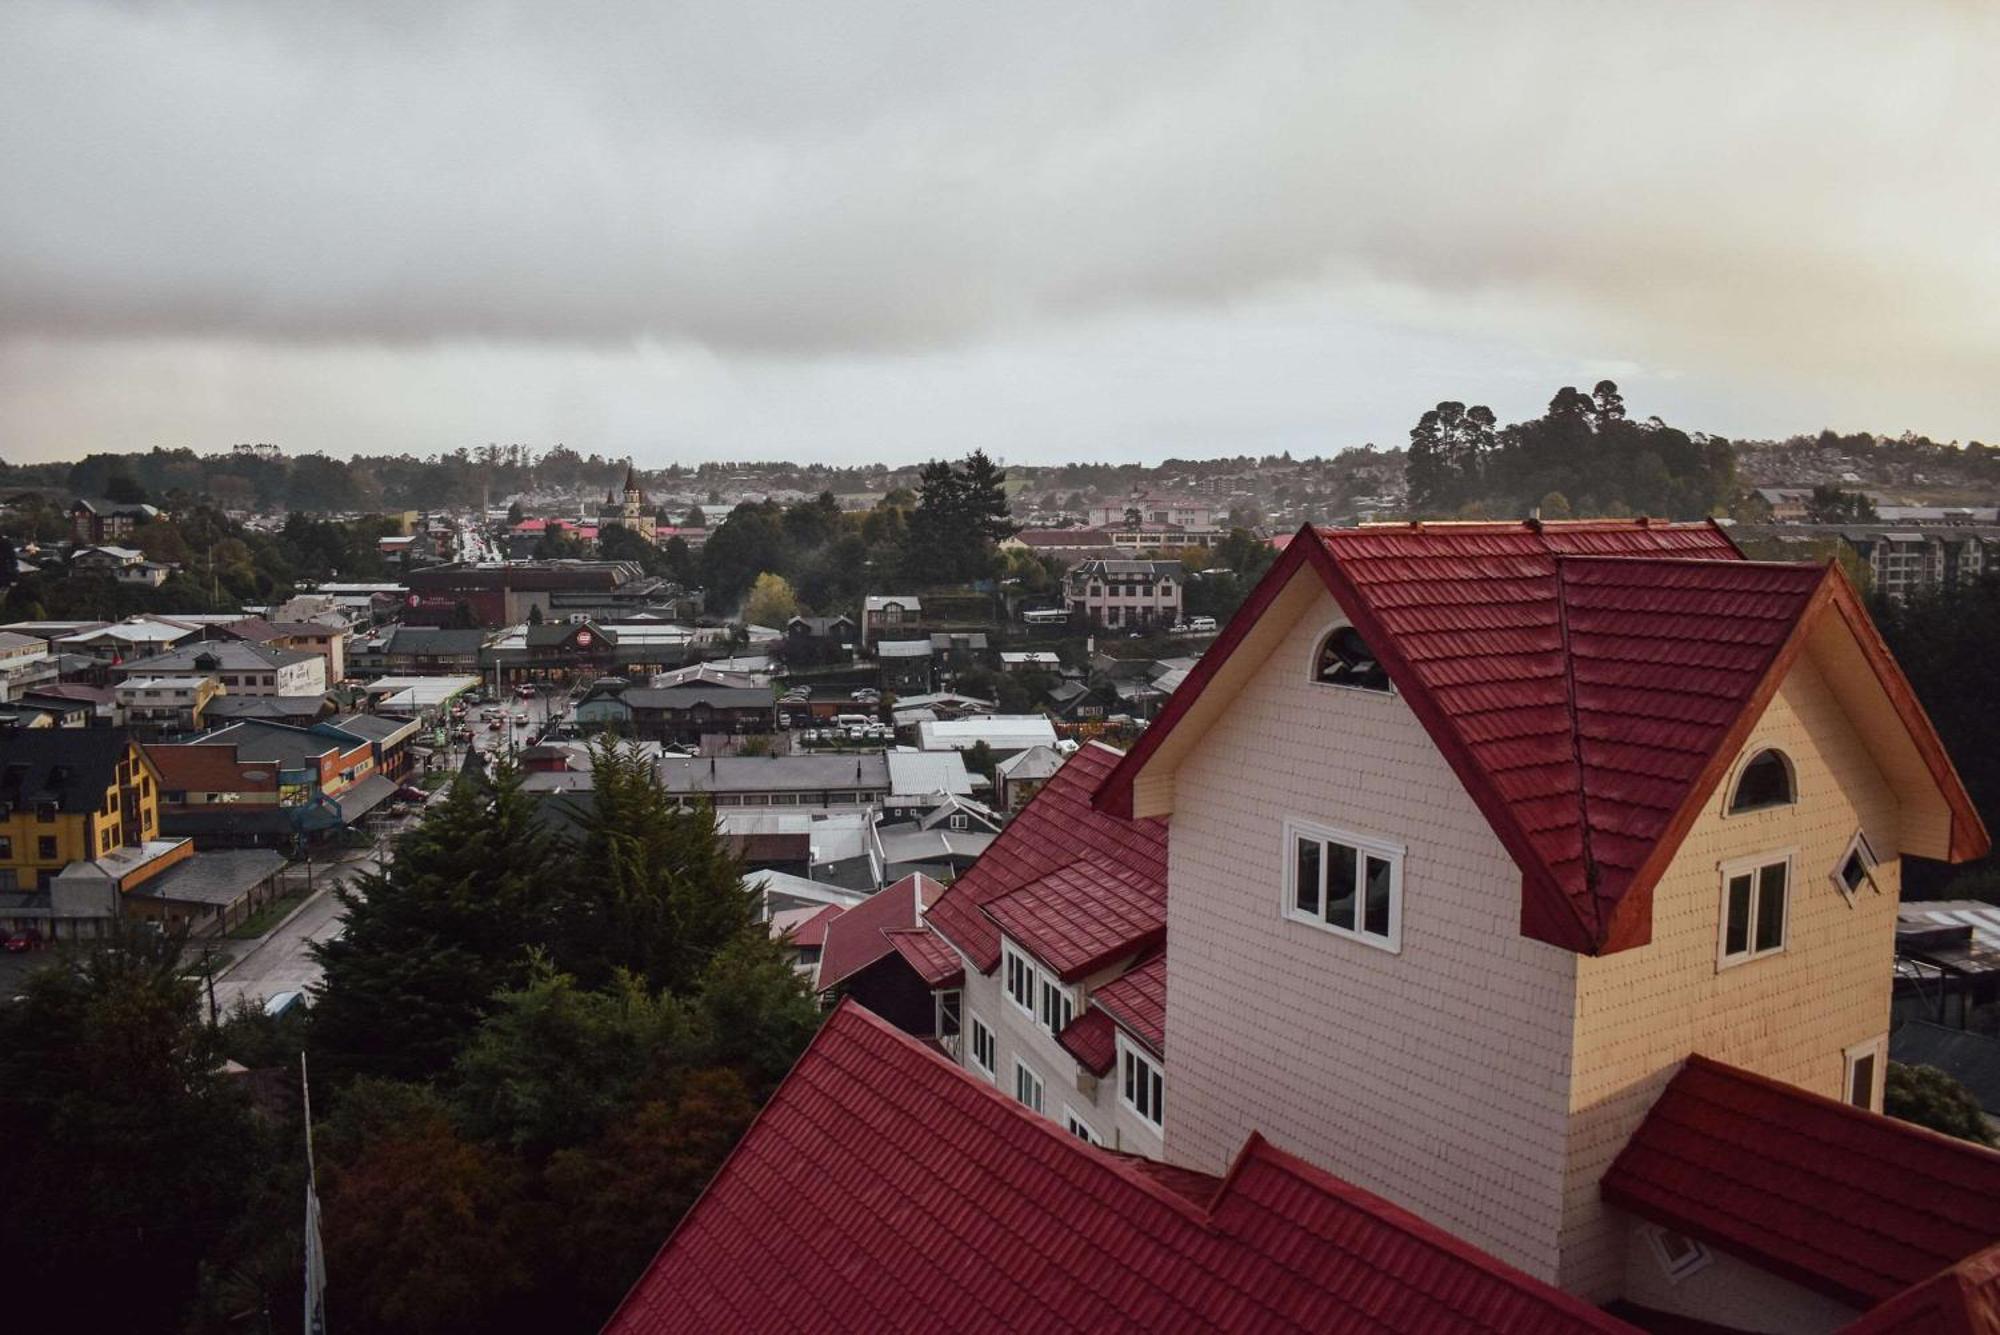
[0,1,1996,459]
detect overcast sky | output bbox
[2,1,1995,466]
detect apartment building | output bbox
[123,641,327,698]
[0,731,161,892]
[1064,558,1185,630]
[115,675,224,734]
[1086,494,1218,529]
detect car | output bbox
[1186,615,1218,632]
[4,927,45,953]
[263,991,304,1019]
[515,685,538,698]
[487,720,503,732]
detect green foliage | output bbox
[744,570,801,627]
[597,520,665,572]
[903,449,1018,584]
[309,763,565,1080]
[1404,382,1735,519]
[1804,484,1880,523]
[1886,1061,1994,1146]
[0,929,264,1333]
[963,739,999,784]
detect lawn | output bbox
[226,887,313,940]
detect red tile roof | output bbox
[926,743,1167,976]
[882,927,963,988]
[1060,950,1168,1076]
[1843,1244,2000,1335]
[1098,520,1987,955]
[1602,1055,2000,1310]
[814,873,943,992]
[604,1001,1633,1335]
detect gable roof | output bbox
[1059,949,1166,1075]
[814,873,945,992]
[1097,520,1988,955]
[882,926,964,988]
[1602,1054,2000,1310]
[604,1001,1631,1335]
[926,743,1167,977]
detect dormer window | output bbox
[1314,626,1390,692]
[1729,749,1794,814]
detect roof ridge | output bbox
[1553,556,1606,941]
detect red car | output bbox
[5,928,45,953]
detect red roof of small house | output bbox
[814,873,944,992]
[778,903,844,950]
[926,743,1167,976]
[1097,520,1987,955]
[882,926,963,988]
[512,517,549,533]
[1842,1243,2000,1335]
[1602,1055,2000,1311]
[603,1001,1633,1335]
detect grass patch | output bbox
[419,771,450,791]
[226,888,312,940]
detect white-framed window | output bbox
[968,1013,996,1080]
[1844,1037,1884,1111]
[1013,1058,1045,1113]
[1718,850,1793,968]
[937,988,962,1041]
[1063,1107,1102,1145]
[1283,818,1404,952]
[1831,831,1879,902]
[1727,748,1795,815]
[1038,975,1075,1036]
[1644,1226,1712,1283]
[1118,1034,1164,1130]
[1004,943,1037,1018]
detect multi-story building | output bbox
[1086,494,1217,530]
[69,498,160,544]
[595,464,657,543]
[0,730,162,892]
[860,595,922,646]
[657,753,891,811]
[149,718,392,845]
[1064,558,1184,630]
[120,641,326,698]
[115,675,224,734]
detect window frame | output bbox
[1281,817,1405,953]
[1830,831,1880,903]
[1038,973,1076,1036]
[1716,849,1796,970]
[1013,1057,1045,1114]
[1843,1036,1885,1111]
[1725,747,1797,816]
[1003,942,1038,1020]
[1063,1106,1102,1146]
[1117,1032,1165,1131]
[1643,1226,1712,1284]
[968,1012,996,1080]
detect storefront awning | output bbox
[335,774,399,822]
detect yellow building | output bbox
[0,731,161,892]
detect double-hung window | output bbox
[1004,944,1036,1017]
[1038,976,1075,1036]
[1284,819,1403,952]
[1064,1107,1102,1145]
[968,1013,996,1079]
[1013,1058,1045,1113]
[1119,1035,1164,1130]
[1719,852,1792,968]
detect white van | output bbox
[1186,615,1218,632]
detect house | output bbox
[150,719,390,846]
[0,730,163,895]
[784,614,858,649]
[71,545,144,575]
[622,684,776,746]
[915,714,1058,758]
[604,1003,1628,1335]
[123,641,327,698]
[876,797,1002,879]
[813,873,957,1038]
[1065,558,1184,630]
[860,594,922,646]
[656,753,892,811]
[361,626,489,676]
[238,619,349,683]
[46,841,287,937]
[1089,518,1992,1323]
[69,498,160,544]
[115,675,224,734]
[56,615,205,663]
[998,650,1061,672]
[996,744,1063,811]
[327,712,422,783]
[769,901,844,974]
[874,639,934,694]
[1044,677,1116,722]
[882,749,974,821]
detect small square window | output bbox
[1719,853,1791,968]
[1064,1108,1101,1145]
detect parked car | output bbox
[515,685,538,698]
[1186,615,1218,632]
[4,927,45,953]
[263,991,305,1019]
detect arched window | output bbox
[1314,626,1390,692]
[1729,749,1795,814]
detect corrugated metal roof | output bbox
[604,1001,1630,1334]
[1602,1055,2000,1309]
